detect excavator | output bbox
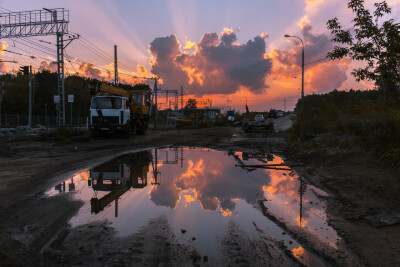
[88,81,152,137]
[88,150,153,215]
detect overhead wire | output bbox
[0,6,149,82]
[64,50,78,74]
[72,37,145,79]
[305,57,330,66]
[69,31,146,79]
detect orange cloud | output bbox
[78,62,102,80]
[39,61,57,72]
[137,64,147,75]
[292,246,305,257]
[222,27,234,35]
[271,19,350,95]
[307,60,348,93]
[220,207,232,217]
[149,31,272,95]
[299,16,311,29]
[106,69,112,80]
[264,170,298,199]
[184,39,196,50]
[0,41,7,72]
[181,159,204,178]
[0,41,8,56]
[183,194,195,203]
[0,62,6,72]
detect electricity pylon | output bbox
[0,8,79,126]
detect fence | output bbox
[0,114,88,128]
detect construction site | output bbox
[1,4,400,267]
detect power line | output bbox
[64,50,78,74]
[305,57,329,66]
[19,37,57,53]
[69,31,145,78]
[12,39,55,58]
[0,6,149,82]
[10,42,55,62]
[72,37,144,78]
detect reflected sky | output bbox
[46,147,337,266]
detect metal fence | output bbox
[0,114,88,128]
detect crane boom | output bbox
[98,83,132,99]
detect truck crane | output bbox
[88,150,152,215]
[88,81,152,137]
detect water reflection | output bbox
[47,148,337,266]
[54,177,76,192]
[89,151,151,216]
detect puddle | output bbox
[47,147,338,266]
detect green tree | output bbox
[185,98,197,109]
[327,0,400,92]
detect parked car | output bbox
[254,114,264,121]
[276,111,284,117]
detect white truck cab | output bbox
[89,96,131,132]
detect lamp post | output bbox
[284,34,304,102]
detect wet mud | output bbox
[1,127,398,266]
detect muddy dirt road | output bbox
[0,127,399,266]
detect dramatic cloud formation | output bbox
[271,18,348,94]
[149,29,272,95]
[78,62,102,80]
[308,61,348,93]
[38,61,58,72]
[149,150,268,213]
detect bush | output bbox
[288,89,400,166]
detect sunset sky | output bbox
[1,0,399,111]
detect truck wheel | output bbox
[137,121,148,135]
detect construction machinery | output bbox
[242,116,274,132]
[88,81,151,137]
[176,113,204,127]
[88,150,152,215]
[242,99,274,133]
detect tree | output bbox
[327,0,400,92]
[185,98,197,109]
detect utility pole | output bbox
[0,89,4,126]
[181,85,183,110]
[32,71,35,103]
[154,79,158,128]
[284,34,305,109]
[28,65,32,133]
[114,45,118,85]
[45,104,48,129]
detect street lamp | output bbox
[284,34,304,102]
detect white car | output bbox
[254,114,264,121]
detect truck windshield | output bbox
[91,97,122,109]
